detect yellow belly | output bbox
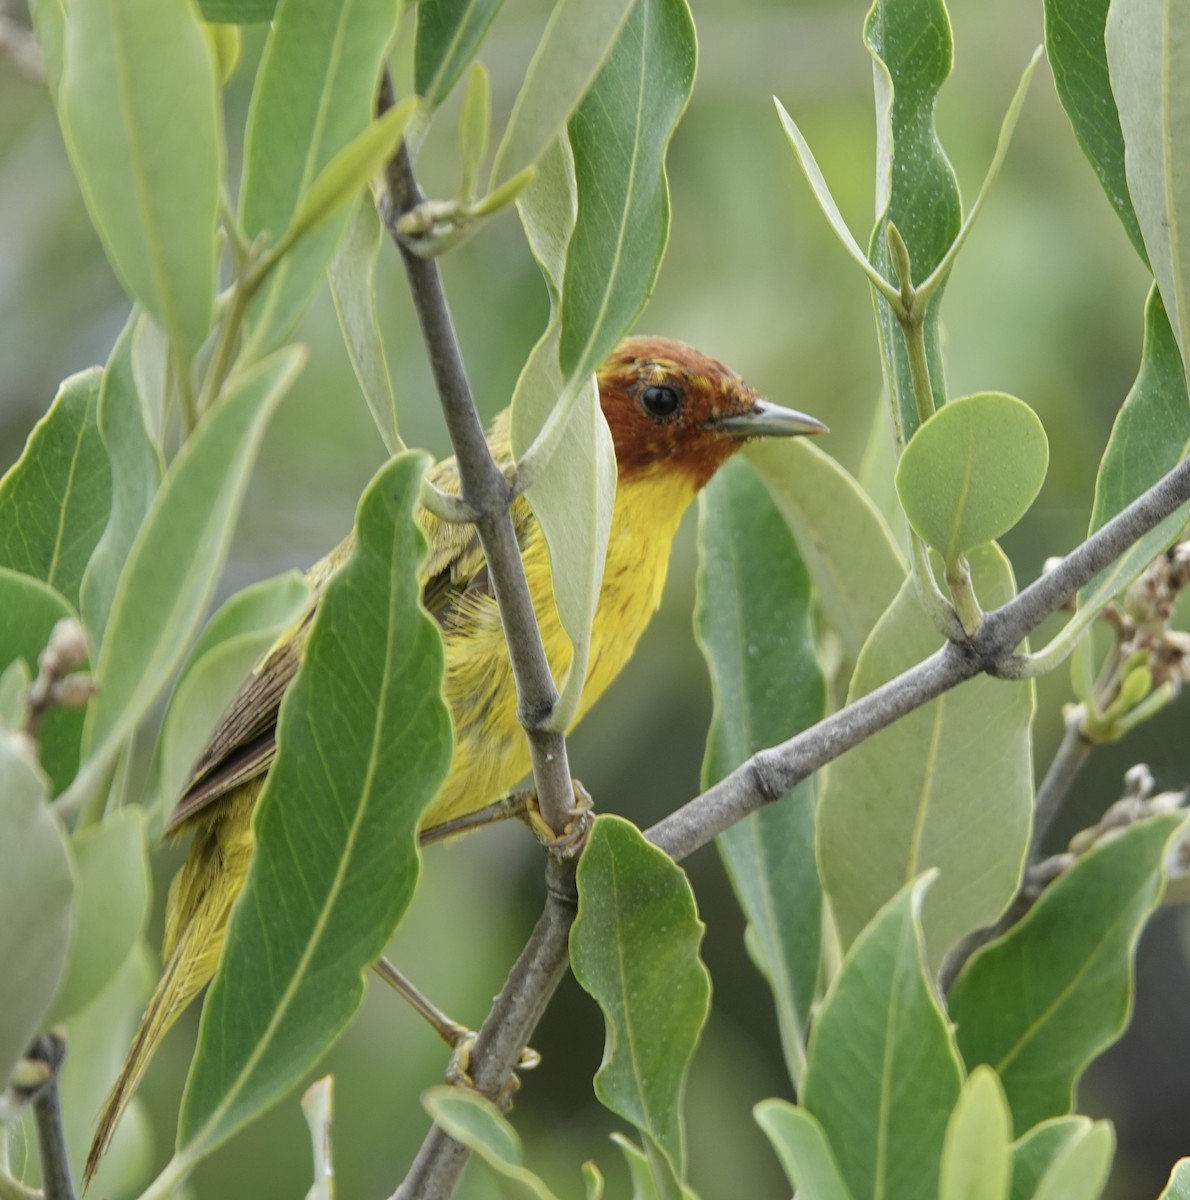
[426,465,694,824]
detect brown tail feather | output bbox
[83,945,188,1191]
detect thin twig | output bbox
[1030,706,1094,863]
[27,1035,75,1200]
[377,74,576,836]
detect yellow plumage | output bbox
[85,336,825,1186]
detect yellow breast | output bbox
[425,463,698,825]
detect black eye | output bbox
[641,384,680,419]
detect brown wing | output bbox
[165,428,536,837]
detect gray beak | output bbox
[711,398,829,439]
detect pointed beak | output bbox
[710,398,829,439]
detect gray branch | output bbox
[378,75,576,835]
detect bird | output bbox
[84,335,826,1185]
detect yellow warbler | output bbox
[85,336,825,1184]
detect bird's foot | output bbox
[445,1034,541,1113]
[521,781,594,860]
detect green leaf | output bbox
[695,458,826,1086]
[0,570,86,796]
[176,451,451,1163]
[458,62,490,200]
[0,660,30,732]
[47,809,148,1024]
[1010,1118,1093,1200]
[329,196,402,456]
[1159,1160,1190,1199]
[414,0,503,112]
[894,392,1049,564]
[488,0,637,191]
[27,0,65,96]
[0,369,109,611]
[271,98,419,264]
[1081,287,1190,617]
[754,1100,855,1200]
[611,1134,700,1200]
[1106,0,1190,378]
[745,438,906,662]
[0,734,73,1092]
[818,543,1034,968]
[865,0,962,443]
[80,312,164,644]
[572,815,711,1196]
[558,0,696,384]
[157,572,311,822]
[1030,1122,1114,1200]
[939,1067,1012,1200]
[1043,0,1147,261]
[67,349,303,815]
[422,1087,561,1200]
[950,812,1185,1133]
[772,100,894,299]
[58,0,221,359]
[511,138,616,729]
[239,0,403,352]
[199,0,276,22]
[800,876,963,1200]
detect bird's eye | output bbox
[641,384,680,419]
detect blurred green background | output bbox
[2,0,1187,1196]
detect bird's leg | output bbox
[372,956,540,1110]
[418,781,595,859]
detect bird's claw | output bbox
[523,781,594,860]
[445,1034,541,1113]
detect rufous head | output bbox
[597,336,827,489]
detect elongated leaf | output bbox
[0,369,109,611]
[696,459,826,1086]
[157,572,311,819]
[1031,1122,1114,1200]
[422,1088,561,1200]
[745,438,905,662]
[1010,1118,1093,1200]
[329,197,401,455]
[489,0,636,190]
[47,809,147,1024]
[818,543,1034,968]
[200,0,276,22]
[1106,0,1190,375]
[69,349,304,813]
[895,392,1049,564]
[800,876,963,1200]
[572,815,711,1195]
[754,1101,855,1200]
[239,0,403,352]
[939,1068,1012,1200]
[58,0,220,358]
[950,813,1184,1133]
[865,0,962,444]
[28,0,65,95]
[414,0,503,112]
[1082,287,1190,618]
[511,139,615,727]
[0,735,73,1091]
[0,570,86,796]
[81,313,164,643]
[1044,0,1147,260]
[176,451,451,1163]
[1159,1160,1190,1199]
[276,98,418,259]
[559,0,696,384]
